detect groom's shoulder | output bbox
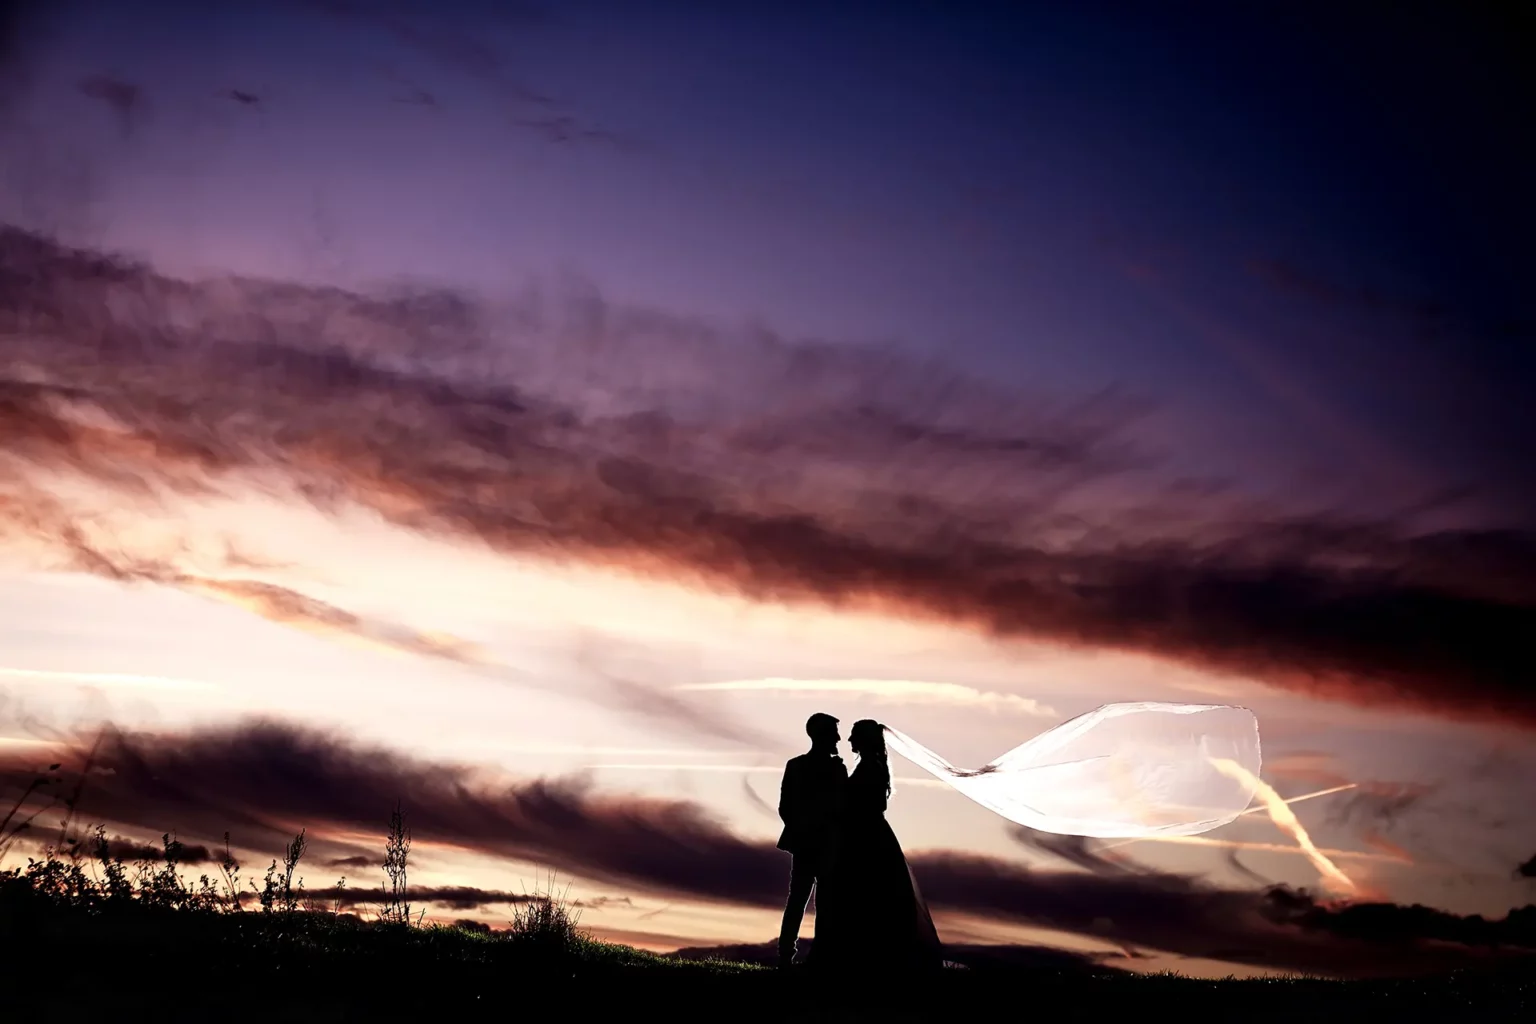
[785,752,843,773]
[783,752,825,775]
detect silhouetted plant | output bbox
[509,872,586,955]
[282,829,307,912]
[93,824,132,901]
[193,870,223,909]
[20,849,94,907]
[0,803,626,975]
[381,802,411,925]
[137,832,192,908]
[249,829,309,914]
[256,858,282,913]
[217,832,242,911]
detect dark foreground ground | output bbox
[17,956,1532,1024]
[4,902,1533,1023]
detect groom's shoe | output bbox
[776,940,797,969]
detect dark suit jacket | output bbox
[777,751,848,856]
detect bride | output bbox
[807,719,944,972]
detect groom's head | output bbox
[806,712,840,752]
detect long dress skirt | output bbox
[809,810,943,972]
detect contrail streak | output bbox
[1117,834,1404,863]
[1210,758,1357,893]
[1100,782,1358,852]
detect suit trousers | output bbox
[778,851,824,956]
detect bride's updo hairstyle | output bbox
[849,719,886,757]
[849,719,892,798]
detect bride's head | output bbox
[848,719,887,759]
[849,720,892,799]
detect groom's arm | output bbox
[778,759,800,825]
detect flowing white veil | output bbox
[883,702,1261,838]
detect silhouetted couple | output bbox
[777,713,943,973]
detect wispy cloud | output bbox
[298,0,552,107]
[0,492,762,745]
[298,0,641,152]
[572,634,774,749]
[676,678,1057,717]
[173,576,488,665]
[90,563,491,670]
[76,74,145,140]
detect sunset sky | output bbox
[2,0,1534,979]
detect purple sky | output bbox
[6,1,1527,510]
[2,0,1534,977]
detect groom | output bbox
[776,712,847,968]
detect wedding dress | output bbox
[806,754,943,972]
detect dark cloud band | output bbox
[3,228,1536,727]
[0,719,1529,977]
